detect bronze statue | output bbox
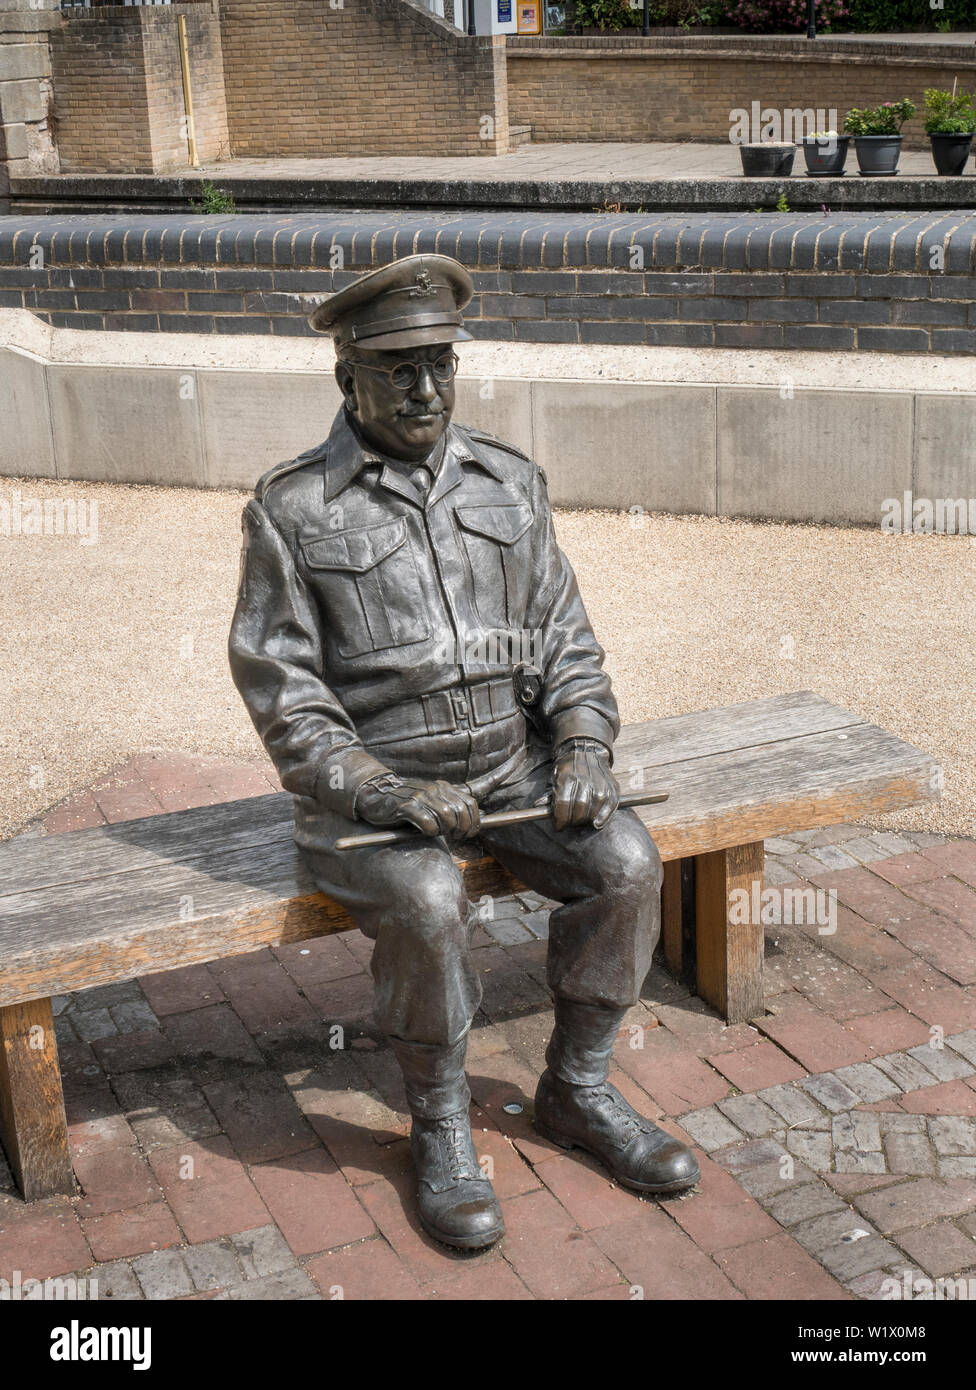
[228,255,699,1251]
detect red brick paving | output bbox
[592,1203,745,1301]
[756,997,875,1071]
[844,1006,933,1053]
[0,1201,91,1283]
[715,1233,850,1301]
[249,1148,376,1256]
[148,1138,271,1244]
[4,751,976,1301]
[896,1081,976,1116]
[81,1201,183,1263]
[305,1237,425,1301]
[706,1040,807,1092]
[74,1146,163,1219]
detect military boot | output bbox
[534,1001,700,1195]
[390,1034,505,1251]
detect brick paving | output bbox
[2,753,975,1301]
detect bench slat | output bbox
[0,691,909,899]
[0,702,939,1008]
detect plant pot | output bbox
[929,132,974,176]
[739,144,796,178]
[800,135,850,176]
[852,134,903,176]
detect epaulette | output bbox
[255,439,329,501]
[463,428,531,463]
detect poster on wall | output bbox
[498,0,513,19]
[516,0,541,33]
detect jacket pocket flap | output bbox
[455,503,533,545]
[301,518,406,572]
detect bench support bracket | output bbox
[0,998,74,1201]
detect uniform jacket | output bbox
[228,406,620,819]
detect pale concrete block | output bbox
[0,76,45,124]
[1,121,28,161]
[717,387,913,525]
[530,380,716,514]
[48,365,204,486]
[914,394,976,506]
[0,41,49,82]
[453,376,534,461]
[0,345,55,478]
[198,370,340,489]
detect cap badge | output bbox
[409,269,436,298]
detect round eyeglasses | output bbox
[342,352,459,391]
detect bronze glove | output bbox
[354,772,481,840]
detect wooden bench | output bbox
[0,691,939,1202]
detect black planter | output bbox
[739,144,796,177]
[801,135,850,176]
[852,134,903,176]
[929,132,974,176]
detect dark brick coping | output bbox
[1,211,975,275]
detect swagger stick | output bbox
[334,788,669,851]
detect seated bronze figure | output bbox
[228,254,699,1251]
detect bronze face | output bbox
[335,343,457,462]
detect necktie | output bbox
[409,464,433,498]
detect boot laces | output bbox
[592,1085,647,1137]
[439,1116,479,1182]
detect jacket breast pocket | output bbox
[455,502,533,633]
[301,517,430,658]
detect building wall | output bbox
[506,36,976,150]
[218,0,509,156]
[0,0,61,189]
[50,3,229,174]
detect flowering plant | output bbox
[844,99,916,136]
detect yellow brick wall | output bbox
[218,0,509,157]
[506,40,976,150]
[51,3,230,174]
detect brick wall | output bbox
[50,3,229,173]
[218,0,509,157]
[1,211,974,355]
[507,36,976,150]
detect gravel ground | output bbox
[1,477,972,840]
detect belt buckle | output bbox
[450,688,471,730]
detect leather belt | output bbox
[356,678,521,745]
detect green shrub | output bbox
[923,86,976,135]
[839,0,973,31]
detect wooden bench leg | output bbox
[0,999,73,1200]
[694,841,765,1025]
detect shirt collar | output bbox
[321,409,506,504]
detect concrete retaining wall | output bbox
[3,310,974,526]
